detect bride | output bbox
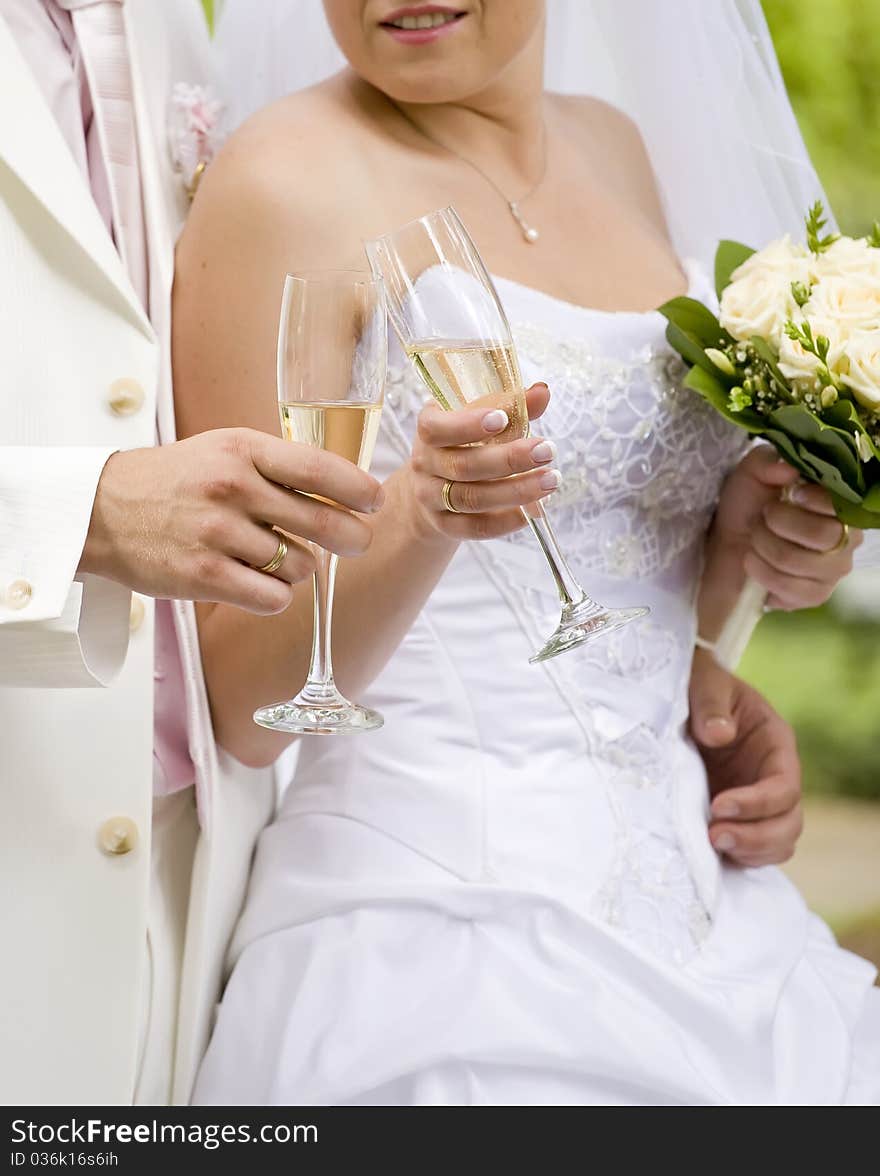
[176,0,879,1104]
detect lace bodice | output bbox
[370,264,747,964]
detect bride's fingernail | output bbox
[482,410,509,433]
[714,832,736,853]
[539,469,562,491]
[789,485,810,507]
[530,440,557,465]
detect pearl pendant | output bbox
[509,201,540,244]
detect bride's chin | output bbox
[361,66,497,107]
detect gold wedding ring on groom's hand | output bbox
[254,530,289,575]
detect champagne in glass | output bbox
[253,271,386,735]
[366,207,648,664]
[407,340,528,443]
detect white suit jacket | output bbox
[0,1,274,1105]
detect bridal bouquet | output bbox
[659,203,880,665]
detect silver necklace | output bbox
[393,104,547,244]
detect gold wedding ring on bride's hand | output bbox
[254,529,288,575]
[441,479,462,514]
[829,521,850,555]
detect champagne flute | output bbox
[253,270,386,735]
[365,207,648,664]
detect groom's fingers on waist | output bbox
[711,772,800,823]
[711,805,803,867]
[250,432,384,515]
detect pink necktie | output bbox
[60,0,149,310]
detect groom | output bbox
[0,0,382,1106]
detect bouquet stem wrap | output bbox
[713,576,767,670]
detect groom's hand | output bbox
[689,647,803,866]
[79,428,384,614]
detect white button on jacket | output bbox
[108,377,146,417]
[4,579,33,610]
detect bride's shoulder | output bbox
[549,93,648,162]
[195,74,380,232]
[548,93,668,237]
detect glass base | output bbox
[529,600,650,665]
[253,693,384,735]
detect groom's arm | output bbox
[0,446,131,687]
[0,431,384,689]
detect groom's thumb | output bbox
[689,652,737,748]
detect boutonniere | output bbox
[169,83,226,202]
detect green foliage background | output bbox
[199,0,880,800]
[763,0,880,235]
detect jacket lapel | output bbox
[0,13,153,340]
[123,0,216,443]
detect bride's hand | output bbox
[715,444,863,610]
[689,647,802,866]
[407,383,559,541]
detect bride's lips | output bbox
[379,5,468,45]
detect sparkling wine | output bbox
[279,401,382,472]
[406,340,528,443]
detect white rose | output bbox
[777,316,847,391]
[812,236,880,282]
[840,329,880,411]
[720,269,800,348]
[803,275,880,339]
[733,235,811,279]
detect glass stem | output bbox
[298,546,342,705]
[522,502,589,611]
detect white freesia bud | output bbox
[704,348,737,377]
[841,329,880,410]
[804,276,880,340]
[855,431,874,462]
[813,235,880,281]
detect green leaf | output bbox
[714,240,755,299]
[748,336,794,397]
[664,322,732,382]
[657,297,731,349]
[761,428,817,479]
[683,365,764,430]
[794,444,864,502]
[805,200,840,254]
[768,403,864,489]
[824,399,880,463]
[831,493,880,528]
[869,222,880,250]
[862,483,880,511]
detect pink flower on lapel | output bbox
[169,83,226,201]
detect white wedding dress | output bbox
[193,264,880,1106]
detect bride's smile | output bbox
[379,5,469,44]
